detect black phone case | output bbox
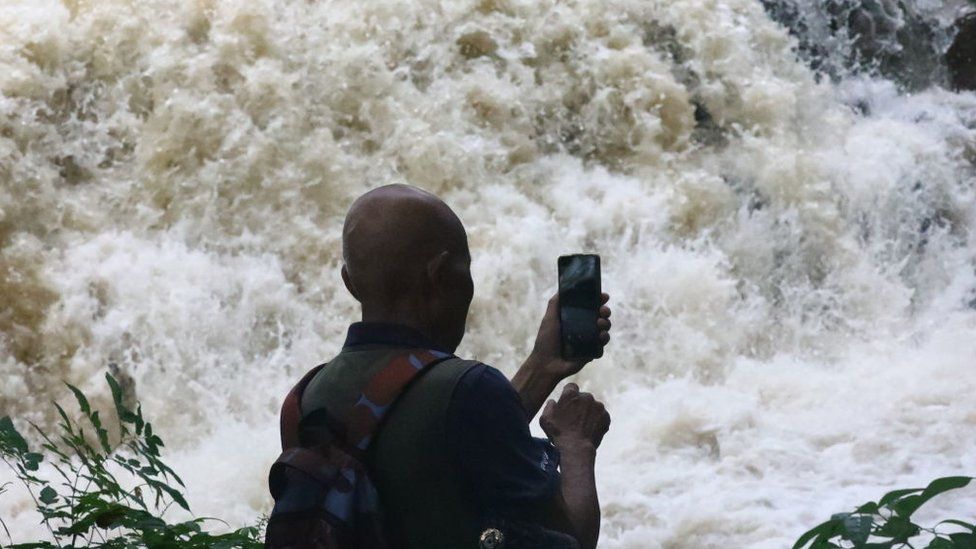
[557,254,603,360]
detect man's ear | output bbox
[341,264,360,301]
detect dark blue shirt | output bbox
[343,322,561,520]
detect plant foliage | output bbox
[0,373,263,548]
[794,476,975,549]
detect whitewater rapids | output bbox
[1,0,975,546]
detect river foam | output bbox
[1,0,974,546]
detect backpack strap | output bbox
[279,349,453,452]
[272,348,454,489]
[279,363,327,451]
[341,349,453,455]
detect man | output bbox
[296,184,613,548]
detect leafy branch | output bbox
[0,373,262,548]
[794,476,975,549]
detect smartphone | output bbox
[558,254,603,360]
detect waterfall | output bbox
[1,0,974,545]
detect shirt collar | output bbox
[342,321,448,353]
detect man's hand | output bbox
[540,383,610,549]
[540,383,611,451]
[512,293,611,419]
[529,292,612,380]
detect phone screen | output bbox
[558,254,602,360]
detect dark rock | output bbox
[691,101,727,147]
[457,31,497,59]
[760,0,950,91]
[947,14,976,92]
[54,155,90,185]
[759,0,832,75]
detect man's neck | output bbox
[359,304,458,354]
[361,311,426,332]
[360,307,441,344]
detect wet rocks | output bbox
[947,14,976,92]
[759,0,831,74]
[457,30,497,59]
[760,0,947,90]
[691,101,727,148]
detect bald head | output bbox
[341,184,473,351]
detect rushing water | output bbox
[1,0,975,546]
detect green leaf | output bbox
[52,403,72,435]
[936,519,976,531]
[90,411,111,453]
[38,486,58,505]
[875,515,920,540]
[879,487,924,506]
[158,483,190,512]
[925,537,955,549]
[106,373,138,426]
[794,519,841,549]
[153,460,184,486]
[63,502,125,535]
[855,501,880,514]
[922,476,972,497]
[891,494,924,518]
[135,403,145,434]
[949,532,976,545]
[0,416,29,455]
[65,383,91,415]
[891,477,972,518]
[23,452,43,471]
[94,506,129,529]
[133,515,167,530]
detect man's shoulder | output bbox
[404,355,484,405]
[422,359,526,412]
[425,355,483,381]
[304,350,481,410]
[449,362,519,403]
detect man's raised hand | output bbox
[512,292,611,420]
[528,292,612,380]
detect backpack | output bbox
[265,348,453,549]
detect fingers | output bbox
[597,299,611,337]
[596,295,612,346]
[557,383,580,405]
[598,299,611,339]
[542,399,556,417]
[597,398,610,423]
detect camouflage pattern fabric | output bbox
[266,349,452,549]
